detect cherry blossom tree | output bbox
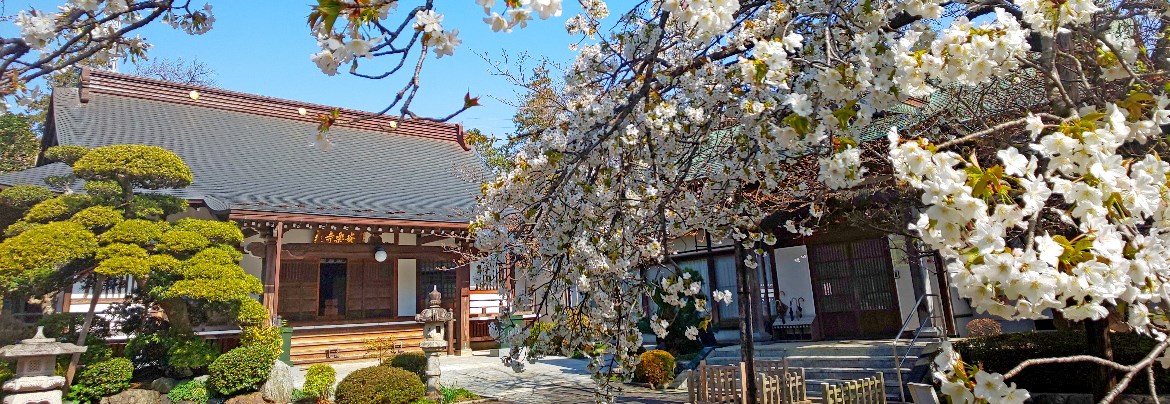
[6,0,1170,402]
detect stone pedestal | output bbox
[0,327,86,404]
[416,287,453,401]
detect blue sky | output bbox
[4,2,583,136]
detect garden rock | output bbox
[151,377,178,393]
[261,360,294,403]
[224,392,273,404]
[99,388,160,404]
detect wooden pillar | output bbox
[263,223,284,324]
[747,246,768,339]
[767,245,782,321]
[704,232,721,328]
[734,240,759,403]
[456,264,472,355]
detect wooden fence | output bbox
[820,372,887,404]
[688,360,811,404]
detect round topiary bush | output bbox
[67,357,133,403]
[966,318,1003,337]
[207,344,277,396]
[168,379,211,404]
[335,365,424,404]
[302,363,337,400]
[634,349,676,387]
[382,352,427,378]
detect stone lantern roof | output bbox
[0,327,87,358]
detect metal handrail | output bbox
[892,293,946,403]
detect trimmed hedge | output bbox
[67,357,133,404]
[207,344,277,396]
[955,331,1170,394]
[302,364,336,400]
[383,352,427,378]
[335,365,424,404]
[634,349,676,386]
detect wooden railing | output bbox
[820,372,887,404]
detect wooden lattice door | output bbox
[808,237,901,339]
[278,260,319,321]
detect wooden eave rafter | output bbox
[228,210,470,237]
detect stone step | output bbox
[709,344,925,358]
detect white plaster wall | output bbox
[888,235,918,328]
[282,229,314,244]
[421,237,458,247]
[771,245,815,318]
[398,259,417,316]
[399,234,417,246]
[241,233,265,280]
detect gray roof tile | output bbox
[38,86,482,223]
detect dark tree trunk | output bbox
[66,275,104,387]
[1085,319,1115,402]
[160,297,193,335]
[734,241,758,403]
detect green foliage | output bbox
[0,185,54,209]
[164,275,263,303]
[82,180,123,201]
[156,230,210,254]
[335,365,425,404]
[23,195,93,223]
[954,331,1170,394]
[440,386,481,403]
[207,344,278,396]
[43,145,91,165]
[99,219,165,245]
[0,221,97,288]
[37,312,111,341]
[239,325,283,358]
[0,313,30,347]
[0,114,38,173]
[0,362,13,385]
[67,358,133,404]
[634,349,676,386]
[1,220,37,237]
[94,255,152,277]
[303,364,337,400]
[95,243,149,261]
[166,335,219,376]
[127,194,188,219]
[172,219,244,245]
[235,299,269,327]
[383,352,427,379]
[0,185,54,234]
[70,206,124,230]
[73,145,192,189]
[168,379,211,404]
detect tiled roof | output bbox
[9,70,483,224]
[0,163,72,188]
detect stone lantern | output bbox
[0,326,87,404]
[415,286,453,400]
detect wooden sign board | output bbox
[312,229,365,244]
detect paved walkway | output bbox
[297,353,688,404]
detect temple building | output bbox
[0,69,503,364]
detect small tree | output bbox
[0,144,261,385]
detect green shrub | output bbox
[167,336,219,376]
[335,365,425,404]
[634,349,676,386]
[383,352,427,378]
[240,325,283,358]
[207,344,277,396]
[955,331,1170,394]
[440,386,481,403]
[168,379,211,404]
[67,357,133,403]
[303,364,336,400]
